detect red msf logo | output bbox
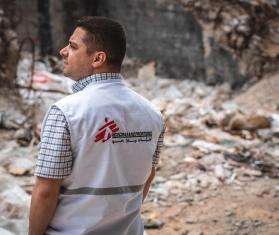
[95,118,119,143]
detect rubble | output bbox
[0,228,15,235]
[143,217,164,229]
[227,114,271,131]
[5,158,34,176]
[0,168,30,235]
[1,58,279,234]
[16,53,74,94]
[0,111,28,130]
[177,0,279,85]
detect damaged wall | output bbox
[97,0,206,81]
[0,0,19,87]
[12,0,279,87]
[177,0,279,87]
[13,0,207,81]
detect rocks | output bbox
[0,217,28,235]
[164,135,192,147]
[233,73,279,112]
[0,173,30,219]
[214,164,232,181]
[219,111,272,133]
[0,228,16,235]
[0,111,28,130]
[188,229,203,235]
[14,128,33,146]
[256,129,274,140]
[5,158,34,176]
[225,208,235,217]
[16,55,74,94]
[127,71,279,202]
[253,160,279,178]
[230,218,264,234]
[143,213,164,229]
[0,168,30,235]
[228,114,271,131]
[224,151,251,163]
[1,54,279,234]
[192,140,226,153]
[185,216,198,224]
[178,0,279,84]
[242,168,263,177]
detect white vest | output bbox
[46,78,163,235]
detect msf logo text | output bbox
[95,118,119,143]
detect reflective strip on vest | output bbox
[60,184,144,195]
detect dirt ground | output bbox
[144,178,279,235]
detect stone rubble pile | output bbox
[0,61,278,234]
[129,63,279,231]
[177,0,279,86]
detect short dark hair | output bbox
[76,16,126,69]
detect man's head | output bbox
[60,16,126,81]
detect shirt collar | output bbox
[72,73,123,93]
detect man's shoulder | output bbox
[127,87,164,124]
[54,92,80,108]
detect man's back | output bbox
[45,76,163,235]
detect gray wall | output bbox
[13,0,279,86]
[15,0,206,80]
[97,0,205,80]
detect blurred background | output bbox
[0,0,278,234]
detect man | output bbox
[29,16,164,235]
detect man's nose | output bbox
[60,46,68,58]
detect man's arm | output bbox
[142,167,156,202]
[142,125,165,202]
[30,105,73,235]
[29,177,63,235]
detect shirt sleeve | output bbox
[35,105,73,179]
[152,125,165,168]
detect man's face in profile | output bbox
[60,27,95,81]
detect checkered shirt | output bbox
[35,73,165,179]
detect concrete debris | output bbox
[143,217,164,229]
[192,140,226,153]
[240,168,263,177]
[228,114,271,131]
[214,164,232,181]
[0,111,28,130]
[177,0,279,85]
[17,53,74,94]
[0,172,30,220]
[14,128,33,146]
[233,73,279,112]
[5,158,34,176]
[0,228,16,235]
[256,129,274,141]
[1,59,279,234]
[164,134,192,147]
[224,151,251,163]
[188,229,203,235]
[219,111,272,132]
[253,160,279,178]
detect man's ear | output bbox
[92,51,107,69]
